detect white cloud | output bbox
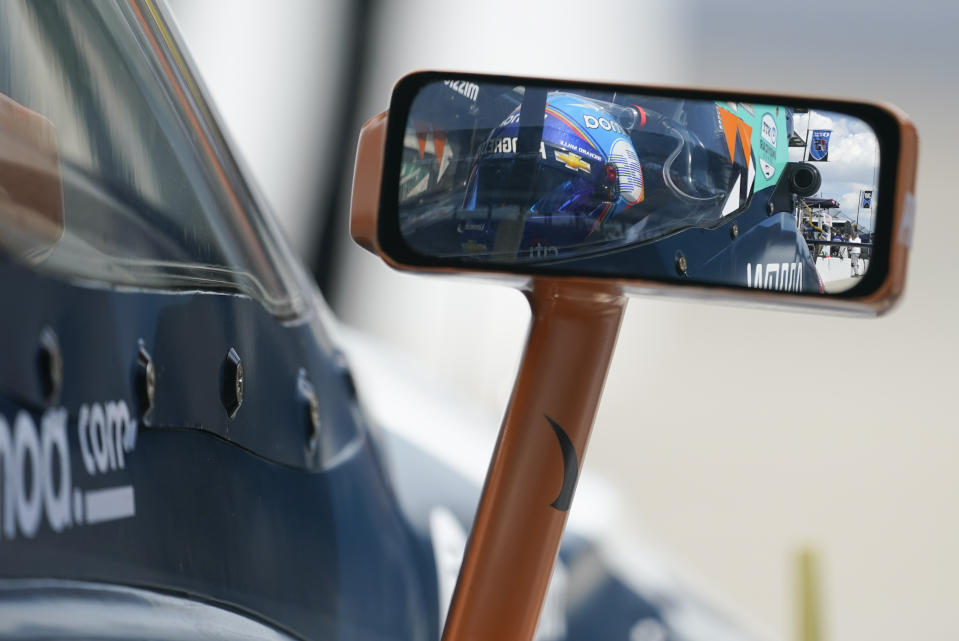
[830,184,877,230]
[795,110,880,186]
[791,110,881,230]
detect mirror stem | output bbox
[441,278,627,641]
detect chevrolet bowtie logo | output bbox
[554,150,591,173]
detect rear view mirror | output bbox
[352,72,917,314]
[349,72,917,641]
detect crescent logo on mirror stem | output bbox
[545,416,578,512]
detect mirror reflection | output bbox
[398,80,881,294]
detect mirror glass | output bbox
[396,79,883,294]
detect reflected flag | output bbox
[807,129,831,161]
[862,190,873,209]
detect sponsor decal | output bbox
[746,261,804,292]
[555,139,602,162]
[502,110,521,127]
[479,136,517,156]
[759,157,776,180]
[554,150,591,173]
[582,114,626,135]
[0,401,137,540]
[807,129,831,162]
[528,243,560,259]
[761,113,778,150]
[457,221,486,233]
[479,136,547,160]
[442,79,479,102]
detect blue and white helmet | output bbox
[462,92,644,253]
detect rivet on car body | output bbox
[675,251,688,276]
[136,342,156,418]
[222,348,244,418]
[297,370,321,456]
[730,223,739,240]
[38,327,62,406]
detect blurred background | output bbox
[167,1,958,639]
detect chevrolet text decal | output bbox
[0,400,137,539]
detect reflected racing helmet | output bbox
[460,93,644,258]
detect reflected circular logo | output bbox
[761,113,778,149]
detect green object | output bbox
[795,547,823,641]
[716,102,790,193]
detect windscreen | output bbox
[0,1,305,316]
